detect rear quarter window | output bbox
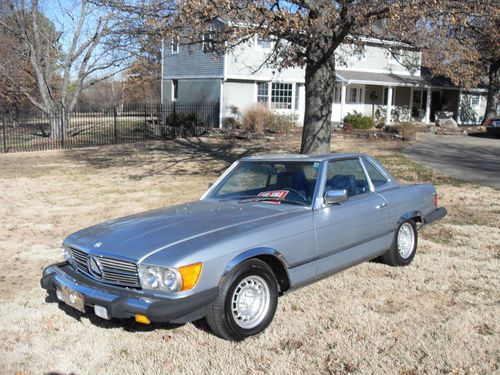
[363,159,388,188]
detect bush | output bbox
[241,104,272,133]
[343,111,374,129]
[165,112,198,128]
[394,122,417,141]
[241,105,297,135]
[268,113,297,135]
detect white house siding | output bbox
[337,43,420,76]
[222,80,304,125]
[225,42,305,82]
[222,81,255,118]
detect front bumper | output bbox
[41,262,218,323]
[423,207,447,224]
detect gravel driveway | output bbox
[403,133,500,188]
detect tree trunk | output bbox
[48,106,68,140]
[482,59,499,125]
[300,52,336,154]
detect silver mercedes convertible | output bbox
[41,153,446,341]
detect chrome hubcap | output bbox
[231,275,270,329]
[398,222,415,258]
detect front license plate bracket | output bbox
[58,285,85,313]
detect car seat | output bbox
[276,170,309,197]
[328,175,358,196]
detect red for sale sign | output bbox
[257,190,289,200]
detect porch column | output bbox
[385,86,393,126]
[340,84,346,124]
[424,87,432,124]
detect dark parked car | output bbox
[486,117,500,138]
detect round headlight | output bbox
[139,266,161,289]
[62,246,75,266]
[161,268,181,292]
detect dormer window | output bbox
[202,31,214,53]
[171,36,179,54]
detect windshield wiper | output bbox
[238,196,308,206]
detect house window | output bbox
[202,32,214,52]
[410,89,427,117]
[257,82,268,103]
[271,83,293,109]
[172,80,178,101]
[333,86,341,103]
[256,36,271,49]
[470,94,480,106]
[383,87,396,105]
[171,36,179,54]
[348,87,363,104]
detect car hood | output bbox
[65,200,299,262]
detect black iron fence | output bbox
[0,102,220,153]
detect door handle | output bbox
[376,203,388,209]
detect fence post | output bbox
[144,104,147,139]
[60,106,65,148]
[2,115,6,153]
[113,105,118,143]
[172,101,177,139]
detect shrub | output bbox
[164,112,198,128]
[222,117,239,129]
[241,105,298,134]
[268,113,297,135]
[343,111,374,129]
[241,104,274,133]
[394,122,417,141]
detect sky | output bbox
[40,0,127,79]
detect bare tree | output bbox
[0,0,133,138]
[408,2,499,125]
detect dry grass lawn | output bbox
[0,131,498,374]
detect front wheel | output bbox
[206,259,278,341]
[382,220,418,266]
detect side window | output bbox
[326,159,370,197]
[363,159,388,188]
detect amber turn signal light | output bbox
[179,262,203,291]
[135,314,151,324]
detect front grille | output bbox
[70,247,141,288]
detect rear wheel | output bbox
[382,220,418,266]
[206,259,278,341]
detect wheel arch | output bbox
[222,248,291,294]
[397,210,423,225]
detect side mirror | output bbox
[324,189,348,205]
[208,182,214,189]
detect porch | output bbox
[332,70,461,125]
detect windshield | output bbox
[206,161,321,205]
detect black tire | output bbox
[382,220,418,266]
[206,259,278,341]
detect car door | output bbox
[313,158,392,276]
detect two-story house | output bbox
[161,27,487,128]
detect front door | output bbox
[313,158,391,276]
[431,91,442,122]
